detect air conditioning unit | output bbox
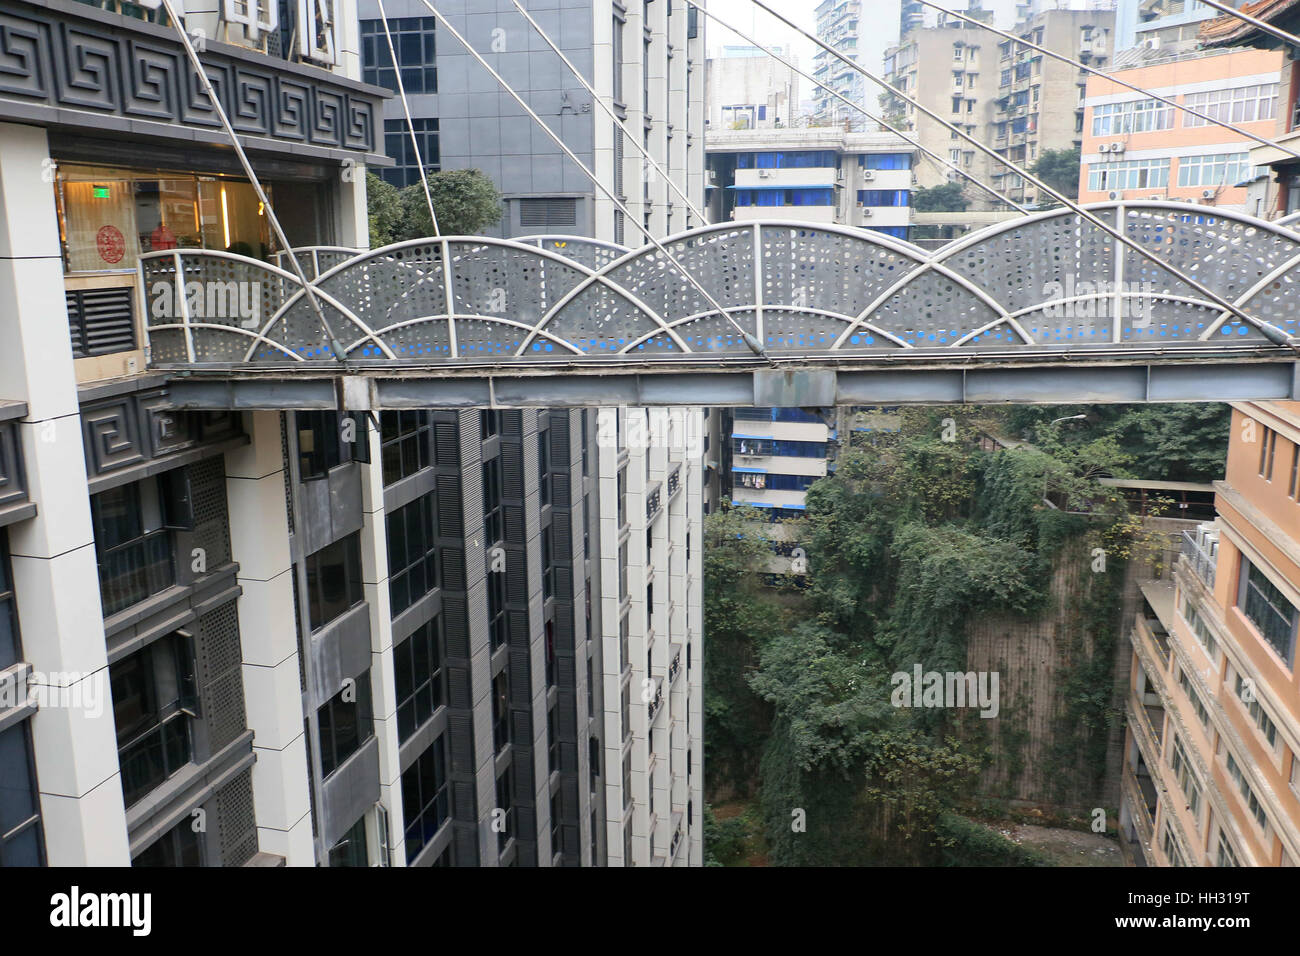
[1098,143,1111,154]
[862,209,874,218]
[1108,191,1122,200]
[1110,142,1125,153]
[862,170,876,181]
[1201,188,1216,199]
[758,169,772,178]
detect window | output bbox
[1169,735,1202,819]
[402,735,450,864]
[1233,670,1278,749]
[328,815,368,867]
[394,616,445,742]
[317,671,374,777]
[538,429,552,508]
[545,619,557,689]
[1178,153,1255,189]
[1289,444,1299,499]
[859,153,911,170]
[91,478,183,616]
[488,560,508,650]
[1087,158,1170,192]
[1225,751,1268,832]
[1180,597,1218,660]
[1177,667,1210,730]
[380,411,432,485]
[622,749,632,810]
[387,492,439,616]
[547,700,559,775]
[0,534,20,671]
[617,467,628,529]
[111,635,196,807]
[1216,827,1240,867]
[733,188,835,208]
[542,526,555,602]
[1161,822,1187,866]
[492,669,511,753]
[298,411,346,480]
[0,722,44,865]
[482,456,504,546]
[54,163,269,273]
[1238,557,1299,666]
[496,766,514,852]
[857,190,909,207]
[360,17,437,94]
[1184,84,1277,127]
[550,791,562,856]
[732,437,827,458]
[1091,99,1174,136]
[734,150,837,169]
[304,534,364,631]
[1259,426,1277,480]
[619,540,628,602]
[133,816,202,866]
[379,117,442,189]
[481,410,503,441]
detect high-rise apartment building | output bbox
[989,2,1116,206]
[883,5,999,206]
[0,0,704,868]
[1120,402,1300,866]
[812,0,866,131]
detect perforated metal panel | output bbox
[198,603,247,752]
[214,768,258,866]
[189,457,231,568]
[142,203,1300,369]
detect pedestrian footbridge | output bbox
[142,202,1300,409]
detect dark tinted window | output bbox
[305,534,364,631]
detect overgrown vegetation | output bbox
[702,404,1225,865]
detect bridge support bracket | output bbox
[753,368,837,408]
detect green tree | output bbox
[401,168,503,238]
[366,168,504,247]
[1030,147,1082,204]
[912,182,969,212]
[365,172,404,248]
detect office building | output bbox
[1078,46,1282,214]
[1120,402,1300,866]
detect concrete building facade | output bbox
[812,0,867,131]
[705,45,801,132]
[1120,402,1300,866]
[1078,47,1282,214]
[705,128,917,239]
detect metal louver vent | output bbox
[66,287,136,358]
[518,198,578,229]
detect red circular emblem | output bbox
[96,225,125,264]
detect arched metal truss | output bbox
[141,202,1300,371]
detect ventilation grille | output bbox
[518,198,578,229]
[198,603,248,751]
[215,768,258,866]
[66,287,136,358]
[190,457,231,568]
[280,412,294,535]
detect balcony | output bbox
[646,482,662,522]
[667,465,681,500]
[669,645,682,686]
[98,530,175,617]
[1181,529,1218,590]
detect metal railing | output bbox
[98,531,174,616]
[1181,530,1218,590]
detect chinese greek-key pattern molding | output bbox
[140,204,1300,370]
[81,387,242,480]
[0,0,381,156]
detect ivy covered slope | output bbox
[704,405,1225,865]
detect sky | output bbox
[705,0,1024,87]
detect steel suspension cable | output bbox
[415,0,771,359]
[158,0,347,361]
[743,0,1298,348]
[912,0,1300,164]
[377,0,440,235]
[680,0,1027,214]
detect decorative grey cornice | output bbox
[0,0,390,163]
